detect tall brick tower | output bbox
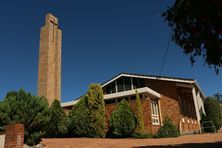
[38,13,62,105]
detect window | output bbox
[117,77,124,92]
[133,78,145,89]
[124,77,131,91]
[150,98,160,125]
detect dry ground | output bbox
[41,132,222,148]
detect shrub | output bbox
[134,90,145,135]
[204,97,222,131]
[108,99,136,137]
[45,100,68,137]
[156,118,180,138]
[201,113,216,133]
[68,84,106,137]
[87,84,106,137]
[67,95,91,137]
[0,89,50,146]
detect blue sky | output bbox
[0,0,221,102]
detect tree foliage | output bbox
[108,99,136,137]
[87,84,106,137]
[204,97,222,131]
[67,95,91,137]
[68,84,105,137]
[0,89,50,146]
[162,0,222,73]
[134,90,145,135]
[46,100,67,137]
[214,93,222,103]
[156,117,180,138]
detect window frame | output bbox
[150,98,160,125]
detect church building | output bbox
[38,14,206,135]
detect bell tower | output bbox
[37,13,62,105]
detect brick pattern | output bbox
[106,79,201,135]
[4,124,24,148]
[181,118,200,134]
[105,96,160,135]
[38,13,62,105]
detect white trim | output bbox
[130,77,133,90]
[157,99,163,126]
[61,100,79,107]
[115,81,118,93]
[102,73,194,87]
[192,87,201,122]
[104,87,161,100]
[102,74,123,87]
[101,73,205,99]
[182,118,185,123]
[151,98,160,125]
[61,87,160,108]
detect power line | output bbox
[159,29,173,77]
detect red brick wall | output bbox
[144,79,200,134]
[105,97,160,135]
[145,79,181,127]
[4,124,24,148]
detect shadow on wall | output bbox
[134,142,222,148]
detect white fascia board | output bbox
[101,74,123,87]
[104,87,161,100]
[61,99,79,107]
[123,74,195,84]
[176,81,206,99]
[62,87,160,108]
[101,73,195,88]
[194,80,206,99]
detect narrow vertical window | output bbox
[151,98,160,125]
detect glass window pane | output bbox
[110,82,116,93]
[117,77,124,92]
[124,77,131,91]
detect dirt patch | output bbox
[41,132,222,148]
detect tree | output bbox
[67,95,91,137]
[214,93,222,103]
[46,100,67,137]
[87,84,106,137]
[108,99,136,137]
[156,117,180,138]
[162,0,222,73]
[134,90,145,135]
[204,97,222,131]
[68,84,105,137]
[0,89,50,146]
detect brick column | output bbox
[4,124,24,148]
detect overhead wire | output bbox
[159,29,173,77]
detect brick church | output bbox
[38,14,206,135]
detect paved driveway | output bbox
[42,132,222,148]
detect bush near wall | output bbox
[67,84,106,137]
[156,118,180,138]
[0,89,50,146]
[134,90,145,135]
[204,97,222,131]
[107,99,136,138]
[45,100,68,137]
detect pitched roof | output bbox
[101,72,195,87]
[61,72,205,107]
[101,72,205,98]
